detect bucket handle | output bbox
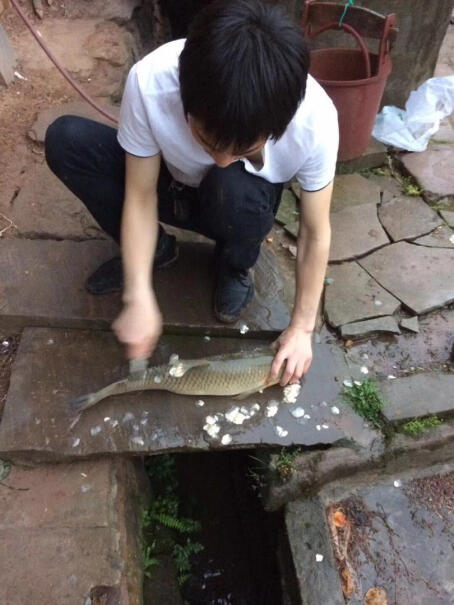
[308,21,372,79]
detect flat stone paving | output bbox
[377,196,443,241]
[323,467,454,604]
[324,262,400,328]
[0,327,379,461]
[414,224,454,248]
[329,203,389,262]
[358,241,454,314]
[402,146,454,201]
[0,457,145,604]
[340,316,400,339]
[331,174,381,213]
[0,239,291,333]
[381,372,454,421]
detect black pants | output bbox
[45,116,283,271]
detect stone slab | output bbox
[0,238,291,333]
[63,0,141,22]
[0,22,16,86]
[378,196,443,241]
[10,162,105,240]
[275,189,298,226]
[399,316,419,333]
[29,101,119,142]
[283,220,299,238]
[323,468,454,604]
[440,209,454,227]
[329,203,389,262]
[324,262,400,328]
[331,174,381,213]
[381,373,454,421]
[340,316,401,339]
[0,457,146,604]
[0,327,378,461]
[414,225,454,248]
[285,498,344,605]
[358,241,454,314]
[336,138,387,174]
[401,146,454,202]
[367,174,402,202]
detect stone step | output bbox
[0,327,379,462]
[0,456,148,604]
[0,238,291,334]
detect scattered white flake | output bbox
[110,419,119,428]
[450,234,454,244]
[90,426,101,436]
[304,414,311,419]
[81,472,87,478]
[169,353,179,365]
[393,480,402,488]
[343,379,353,388]
[133,424,140,431]
[360,366,369,375]
[291,407,305,418]
[131,436,145,447]
[203,423,221,438]
[331,406,340,415]
[362,353,369,360]
[34,417,41,425]
[374,300,383,306]
[205,415,217,425]
[282,383,301,404]
[265,401,279,418]
[387,375,397,380]
[225,406,248,425]
[240,406,250,415]
[316,425,321,431]
[322,424,329,430]
[239,323,249,334]
[169,362,185,377]
[14,70,27,80]
[1,339,9,348]
[325,277,334,285]
[140,418,148,426]
[81,485,91,493]
[251,403,260,412]
[275,426,288,438]
[363,422,370,429]
[203,335,211,341]
[195,399,205,407]
[354,380,362,386]
[221,434,232,445]
[315,554,324,562]
[123,412,134,422]
[153,375,162,384]
[103,417,111,423]
[72,438,80,448]
[320,401,328,407]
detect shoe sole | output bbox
[214,284,254,324]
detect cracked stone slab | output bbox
[324,262,400,328]
[401,146,454,202]
[367,174,402,202]
[323,468,454,604]
[358,241,454,314]
[399,316,419,333]
[413,225,454,248]
[331,174,381,213]
[29,101,119,143]
[336,138,387,174]
[329,203,389,262]
[0,328,377,461]
[381,373,454,421]
[340,316,400,339]
[0,239,290,333]
[9,162,105,240]
[439,209,454,227]
[378,196,443,241]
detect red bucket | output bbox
[302,2,397,161]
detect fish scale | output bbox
[70,348,281,413]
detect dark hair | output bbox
[179,0,310,152]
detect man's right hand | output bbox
[112,290,162,360]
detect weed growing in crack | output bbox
[274,448,302,482]
[401,415,443,438]
[342,380,384,429]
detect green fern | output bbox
[173,538,204,583]
[149,511,201,534]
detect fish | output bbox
[70,347,283,413]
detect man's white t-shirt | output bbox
[117,39,339,192]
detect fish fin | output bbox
[69,392,97,413]
[176,361,212,376]
[233,388,260,401]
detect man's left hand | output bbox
[269,326,313,386]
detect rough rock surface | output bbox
[340,316,400,339]
[358,241,454,314]
[63,0,142,22]
[329,203,389,262]
[0,328,379,461]
[324,262,400,328]
[378,196,443,241]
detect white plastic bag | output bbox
[372,76,454,152]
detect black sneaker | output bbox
[214,265,254,323]
[85,229,178,295]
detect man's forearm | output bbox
[291,226,331,332]
[121,191,159,304]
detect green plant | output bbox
[274,448,302,481]
[401,176,423,196]
[173,538,205,584]
[342,380,384,429]
[402,415,443,437]
[143,543,159,579]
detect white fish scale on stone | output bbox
[70,348,281,413]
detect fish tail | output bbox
[69,392,100,413]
